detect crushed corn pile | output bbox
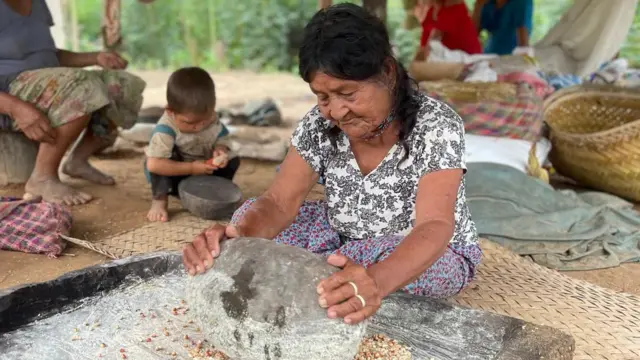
[88,299,413,359]
[354,334,412,360]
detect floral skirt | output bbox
[7,67,146,138]
[231,199,483,298]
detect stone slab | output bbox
[0,252,575,360]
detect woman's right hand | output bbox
[182,223,239,275]
[10,100,55,144]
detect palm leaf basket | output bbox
[543,84,640,201]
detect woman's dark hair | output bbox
[298,3,419,161]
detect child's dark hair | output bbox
[166,67,216,115]
[298,3,419,162]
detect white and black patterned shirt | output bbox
[291,93,477,246]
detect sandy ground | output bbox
[1,70,639,297]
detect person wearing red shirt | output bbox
[416,0,482,59]
[410,0,481,82]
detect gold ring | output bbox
[347,281,359,296]
[355,294,366,308]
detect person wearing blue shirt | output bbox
[472,0,533,55]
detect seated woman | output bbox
[0,0,145,205]
[472,0,533,55]
[182,3,481,325]
[410,0,482,82]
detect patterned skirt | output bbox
[231,199,483,299]
[5,67,146,138]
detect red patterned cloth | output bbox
[498,71,554,99]
[427,82,545,142]
[0,197,72,257]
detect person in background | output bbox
[409,0,482,82]
[0,0,145,205]
[414,0,482,62]
[472,0,533,56]
[145,67,239,223]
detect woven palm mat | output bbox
[64,218,640,359]
[452,240,640,360]
[62,212,216,259]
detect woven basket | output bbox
[543,84,640,201]
[419,80,517,103]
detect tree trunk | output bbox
[318,0,332,9]
[362,0,387,24]
[402,0,420,29]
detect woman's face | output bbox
[309,71,393,140]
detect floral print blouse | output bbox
[291,92,478,246]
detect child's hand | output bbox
[211,147,229,169]
[191,160,217,175]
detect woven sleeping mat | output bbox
[453,240,640,360]
[62,212,215,259]
[65,218,640,359]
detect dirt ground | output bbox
[1,70,639,296]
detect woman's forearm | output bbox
[56,50,99,68]
[235,193,300,240]
[367,220,452,297]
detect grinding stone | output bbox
[186,238,368,360]
[178,175,242,220]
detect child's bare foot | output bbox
[25,176,93,206]
[147,198,169,222]
[62,159,115,186]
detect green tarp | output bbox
[466,163,640,271]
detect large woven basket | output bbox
[543,84,640,201]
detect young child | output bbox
[145,67,239,222]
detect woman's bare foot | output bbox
[62,159,115,185]
[25,176,93,206]
[147,198,169,222]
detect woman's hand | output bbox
[10,100,56,143]
[316,254,383,325]
[182,223,239,275]
[96,51,128,70]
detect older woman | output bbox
[183,3,481,325]
[0,0,145,205]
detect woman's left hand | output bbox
[97,51,128,70]
[316,254,383,325]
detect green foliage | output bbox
[70,0,640,71]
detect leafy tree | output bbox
[69,0,640,71]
